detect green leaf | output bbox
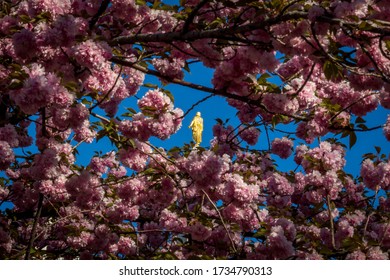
[152,0,161,9]
[64,81,79,92]
[375,146,381,154]
[349,131,357,149]
[323,60,341,80]
[163,90,175,103]
[9,71,26,79]
[126,107,137,114]
[357,123,368,130]
[10,63,22,71]
[358,21,373,31]
[81,99,92,106]
[355,116,366,123]
[143,83,158,89]
[121,112,134,117]
[207,18,224,29]
[183,61,191,73]
[19,14,31,23]
[385,40,390,52]
[340,130,349,138]
[128,139,136,149]
[96,130,106,142]
[257,73,271,84]
[140,106,157,112]
[168,146,181,155]
[8,80,23,89]
[270,114,289,128]
[252,228,268,239]
[362,152,376,160]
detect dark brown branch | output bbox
[181,94,214,119]
[111,11,390,47]
[329,92,378,123]
[263,122,271,150]
[294,63,316,96]
[330,124,383,132]
[358,41,390,83]
[279,0,303,16]
[24,194,44,260]
[326,195,336,250]
[182,0,211,34]
[201,190,238,254]
[89,0,111,30]
[110,11,308,45]
[318,15,390,36]
[89,66,123,112]
[379,36,390,61]
[25,108,48,260]
[110,57,307,121]
[109,57,249,102]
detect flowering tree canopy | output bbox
[1,0,390,260]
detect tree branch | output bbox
[89,66,123,112]
[182,0,211,34]
[25,108,48,260]
[181,94,214,119]
[326,195,336,250]
[24,193,44,260]
[111,11,390,47]
[110,56,307,121]
[89,0,111,30]
[201,190,238,254]
[110,11,308,45]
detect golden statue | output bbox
[189,112,203,147]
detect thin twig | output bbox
[329,92,378,123]
[182,0,210,34]
[181,94,214,119]
[90,111,111,123]
[111,11,308,45]
[201,190,237,254]
[379,220,390,246]
[363,212,374,242]
[25,194,44,260]
[326,195,336,250]
[89,66,123,112]
[89,0,110,29]
[263,122,271,150]
[143,142,176,165]
[294,63,316,96]
[25,108,49,260]
[71,139,86,152]
[110,57,307,121]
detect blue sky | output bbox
[75,59,390,178]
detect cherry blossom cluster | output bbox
[1,0,390,260]
[119,89,183,141]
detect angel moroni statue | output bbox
[189,112,203,147]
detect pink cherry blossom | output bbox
[384,115,390,141]
[138,89,173,115]
[271,137,293,159]
[266,225,295,259]
[238,126,260,145]
[188,220,212,242]
[1,0,390,261]
[152,57,185,81]
[118,140,151,171]
[0,141,15,170]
